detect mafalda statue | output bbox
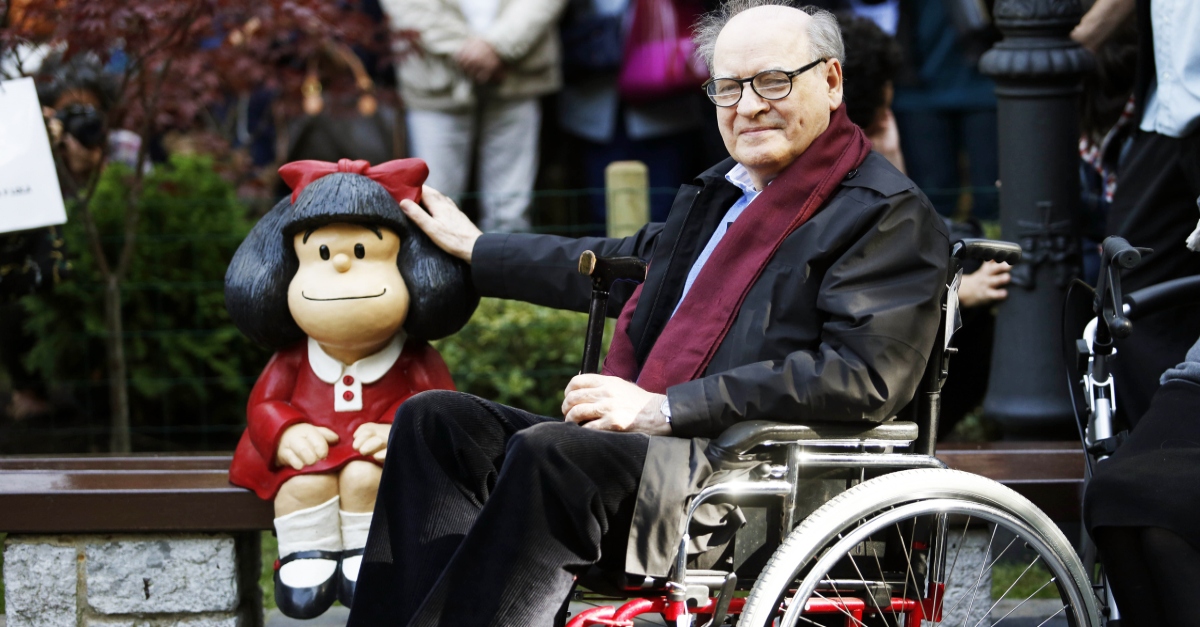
[225,159,478,619]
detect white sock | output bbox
[275,496,342,588]
[339,509,373,582]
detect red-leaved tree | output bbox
[1,0,385,451]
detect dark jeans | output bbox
[895,108,999,220]
[1105,130,1200,426]
[1092,526,1200,625]
[348,391,648,627]
[578,123,700,234]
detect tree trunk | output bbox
[104,275,131,453]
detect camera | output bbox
[54,103,105,150]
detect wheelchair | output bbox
[565,239,1101,627]
[1067,237,1200,625]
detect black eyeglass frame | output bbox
[702,58,828,107]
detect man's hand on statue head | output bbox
[562,374,672,436]
[398,185,482,263]
[276,423,340,470]
[352,422,391,462]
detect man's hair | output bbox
[693,1,845,73]
[837,13,901,129]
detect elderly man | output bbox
[348,1,948,624]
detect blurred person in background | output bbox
[891,0,999,221]
[1074,0,1200,427]
[1076,11,1139,284]
[557,0,708,232]
[841,12,1010,435]
[0,52,127,452]
[381,0,567,233]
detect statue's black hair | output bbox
[224,173,479,350]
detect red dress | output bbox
[229,336,455,500]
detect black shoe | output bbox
[338,547,365,608]
[274,550,340,619]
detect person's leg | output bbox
[348,391,553,626]
[477,97,541,232]
[579,126,634,236]
[1141,527,1200,626]
[961,108,999,221]
[273,475,342,601]
[629,132,696,223]
[338,461,383,587]
[1093,526,1165,627]
[408,421,648,627]
[894,109,959,217]
[406,108,474,201]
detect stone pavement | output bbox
[261,600,1070,626]
[263,602,669,626]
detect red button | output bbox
[343,391,355,401]
[343,375,354,386]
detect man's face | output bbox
[713,7,844,188]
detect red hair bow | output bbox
[278,158,429,205]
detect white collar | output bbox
[307,333,405,385]
[725,163,761,196]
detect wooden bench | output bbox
[937,441,1086,521]
[0,442,1087,534]
[0,455,272,533]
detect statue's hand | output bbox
[353,422,391,462]
[399,185,482,263]
[276,423,340,470]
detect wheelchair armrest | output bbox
[706,420,919,463]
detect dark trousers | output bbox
[895,108,999,220]
[1092,527,1200,626]
[347,390,649,627]
[578,124,699,233]
[1105,130,1200,426]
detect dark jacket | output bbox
[472,151,949,576]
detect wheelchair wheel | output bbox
[739,469,1100,626]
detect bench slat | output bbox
[0,443,1087,534]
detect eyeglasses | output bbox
[702,58,827,107]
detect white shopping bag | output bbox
[0,76,67,234]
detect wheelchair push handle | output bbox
[1094,236,1153,342]
[1101,236,1150,270]
[951,238,1022,265]
[578,251,648,374]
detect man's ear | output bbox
[825,58,844,111]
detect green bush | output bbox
[433,298,612,417]
[18,155,270,451]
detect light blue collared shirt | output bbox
[672,164,762,317]
[1139,0,1200,138]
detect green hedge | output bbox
[16,155,269,451]
[433,298,612,417]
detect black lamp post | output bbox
[978,0,1093,437]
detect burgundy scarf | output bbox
[601,106,871,392]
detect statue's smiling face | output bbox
[287,223,409,351]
